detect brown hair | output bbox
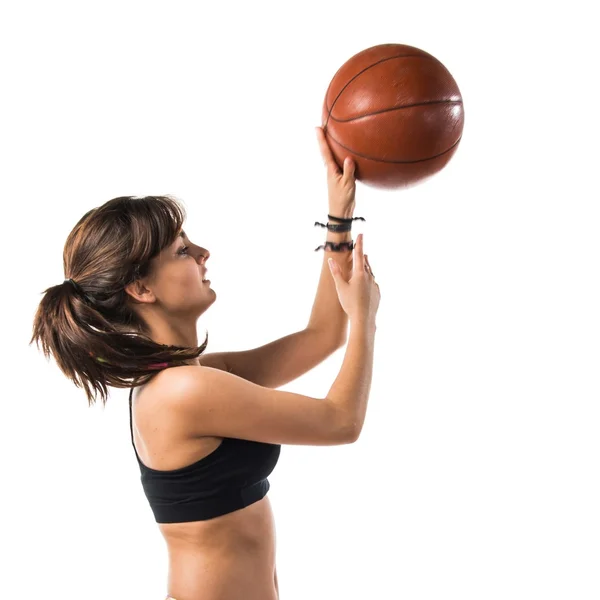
[29,195,208,407]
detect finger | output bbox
[315,126,341,175]
[365,254,373,275]
[353,233,365,274]
[342,156,355,181]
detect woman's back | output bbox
[130,369,280,599]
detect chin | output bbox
[197,291,217,315]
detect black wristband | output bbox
[328,214,366,224]
[314,221,353,232]
[314,240,355,252]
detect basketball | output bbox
[322,43,464,189]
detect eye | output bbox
[178,246,189,255]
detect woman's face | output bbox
[146,229,216,316]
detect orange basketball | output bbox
[322,43,464,189]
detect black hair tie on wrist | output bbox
[314,240,355,252]
[313,214,365,251]
[328,214,366,224]
[314,221,352,232]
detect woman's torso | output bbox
[131,373,279,600]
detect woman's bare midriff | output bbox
[131,381,279,600]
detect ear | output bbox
[124,279,156,304]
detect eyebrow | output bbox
[178,230,186,240]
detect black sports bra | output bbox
[128,387,281,524]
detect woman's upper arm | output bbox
[164,365,356,446]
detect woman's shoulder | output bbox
[133,364,201,406]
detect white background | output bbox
[2,1,599,599]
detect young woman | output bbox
[30,128,381,600]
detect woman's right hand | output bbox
[328,233,380,326]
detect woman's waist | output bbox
[167,549,278,600]
[160,495,276,556]
[165,521,276,598]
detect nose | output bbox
[198,249,210,264]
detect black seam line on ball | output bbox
[328,99,464,123]
[323,54,438,131]
[326,133,463,164]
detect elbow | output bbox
[348,424,361,443]
[342,419,361,444]
[328,401,360,444]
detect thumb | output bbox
[328,258,347,289]
[343,156,355,179]
[328,258,340,281]
[328,258,337,274]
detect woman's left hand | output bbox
[316,126,356,218]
